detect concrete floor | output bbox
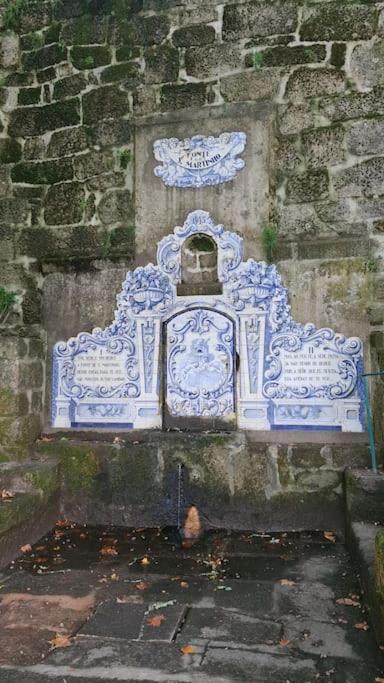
[0,524,383,682]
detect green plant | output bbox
[116,148,132,170]
[364,258,379,273]
[29,32,44,49]
[262,224,279,263]
[0,288,17,323]
[83,56,95,69]
[254,51,264,69]
[3,0,32,31]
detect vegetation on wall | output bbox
[0,287,17,324]
[262,224,279,263]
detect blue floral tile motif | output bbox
[153,132,247,188]
[52,210,365,433]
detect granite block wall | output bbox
[0,0,383,456]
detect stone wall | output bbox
[0,0,384,456]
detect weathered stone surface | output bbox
[285,68,345,101]
[302,126,345,169]
[100,62,142,86]
[350,40,384,89]
[145,44,179,84]
[347,120,384,157]
[0,139,22,164]
[11,159,73,185]
[8,99,80,137]
[278,102,315,136]
[36,65,56,84]
[186,43,241,79]
[44,182,85,225]
[275,138,303,174]
[319,87,384,122]
[172,23,216,47]
[82,85,128,124]
[133,15,170,45]
[301,4,376,42]
[286,170,329,203]
[22,43,66,71]
[17,2,52,33]
[54,0,84,20]
[133,84,158,115]
[53,73,88,100]
[221,69,281,102]
[1,33,20,69]
[18,86,41,106]
[86,172,126,192]
[330,43,347,70]
[223,1,298,41]
[333,158,384,198]
[248,44,326,68]
[98,189,134,224]
[48,127,89,158]
[161,82,207,110]
[23,138,46,161]
[70,45,111,70]
[60,15,109,44]
[87,119,131,147]
[5,72,34,87]
[73,151,114,180]
[0,199,28,225]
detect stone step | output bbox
[0,459,59,496]
[346,468,384,524]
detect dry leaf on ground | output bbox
[20,544,32,553]
[279,639,290,647]
[181,645,194,655]
[135,581,148,591]
[100,546,118,556]
[375,678,384,683]
[1,490,14,499]
[354,622,369,631]
[141,557,150,566]
[48,634,72,649]
[146,614,166,627]
[336,597,360,607]
[323,531,336,543]
[180,581,189,588]
[279,579,296,587]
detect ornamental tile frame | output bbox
[52,210,364,432]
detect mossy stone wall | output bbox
[0,0,384,454]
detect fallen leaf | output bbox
[1,489,14,499]
[135,581,148,591]
[279,639,290,647]
[146,614,166,627]
[180,581,189,588]
[181,645,194,655]
[375,678,384,682]
[354,622,369,631]
[100,546,118,556]
[55,519,70,528]
[323,531,336,543]
[336,597,360,607]
[279,579,296,587]
[48,634,71,649]
[110,573,119,581]
[38,436,53,443]
[20,544,32,553]
[141,556,150,566]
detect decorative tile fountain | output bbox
[52,210,364,432]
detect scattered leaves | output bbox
[323,531,336,543]
[20,543,32,553]
[181,645,194,655]
[336,597,360,607]
[146,614,166,627]
[279,579,296,587]
[279,639,290,647]
[48,634,71,650]
[354,622,369,631]
[141,556,150,566]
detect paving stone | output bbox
[179,607,282,645]
[141,604,188,641]
[283,617,362,660]
[203,646,317,682]
[79,602,147,639]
